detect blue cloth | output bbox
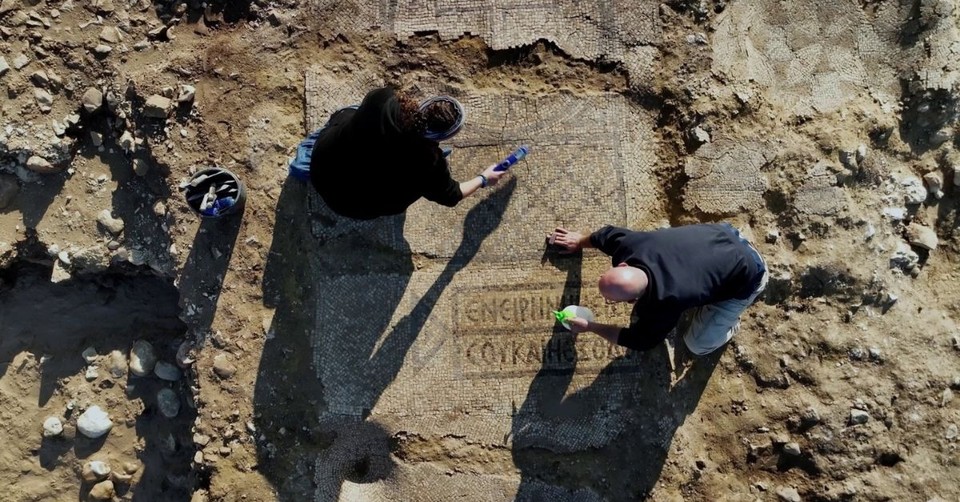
[288,105,359,181]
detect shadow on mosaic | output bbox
[254,178,517,500]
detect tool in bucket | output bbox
[182,168,245,218]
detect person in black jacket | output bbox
[547,223,768,355]
[291,86,507,220]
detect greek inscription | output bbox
[455,284,637,378]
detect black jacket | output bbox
[309,87,462,219]
[590,224,764,351]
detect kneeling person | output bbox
[547,223,768,355]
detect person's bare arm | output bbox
[459,164,508,199]
[546,227,595,253]
[567,318,622,345]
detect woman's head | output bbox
[422,100,459,135]
[395,92,427,136]
[395,91,465,140]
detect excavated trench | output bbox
[0,261,201,500]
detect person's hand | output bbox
[480,164,507,187]
[567,317,590,333]
[547,227,585,253]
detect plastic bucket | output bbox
[183,167,246,218]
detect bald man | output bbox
[548,223,768,355]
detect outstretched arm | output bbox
[566,317,622,345]
[547,227,595,254]
[459,164,508,199]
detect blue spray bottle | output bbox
[494,145,530,172]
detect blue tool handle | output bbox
[494,145,530,171]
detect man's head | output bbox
[598,263,648,304]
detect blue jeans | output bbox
[683,226,768,355]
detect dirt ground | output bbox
[1,0,959,501]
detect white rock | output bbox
[782,442,801,456]
[143,94,172,118]
[923,172,943,197]
[856,144,867,165]
[26,155,58,174]
[42,416,63,437]
[118,131,134,153]
[0,56,9,76]
[93,44,112,55]
[129,340,157,377]
[30,70,49,87]
[77,406,113,438]
[97,210,125,235]
[850,408,870,425]
[901,176,927,205]
[947,424,958,440]
[776,486,801,502]
[943,388,955,407]
[906,223,938,251]
[34,88,53,109]
[881,206,906,221]
[51,120,66,136]
[51,260,72,283]
[99,26,120,44]
[157,388,180,418]
[106,350,127,378]
[0,0,19,14]
[154,361,182,381]
[890,242,920,271]
[178,84,196,104]
[82,87,103,113]
[82,347,98,363]
[82,460,111,482]
[89,480,115,500]
[691,126,710,144]
[104,91,120,111]
[213,353,237,379]
[12,53,30,70]
[90,131,103,147]
[85,366,99,381]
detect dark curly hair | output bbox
[423,100,458,134]
[395,92,427,136]
[395,92,459,137]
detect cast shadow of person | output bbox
[511,278,726,501]
[254,178,516,501]
[177,208,243,337]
